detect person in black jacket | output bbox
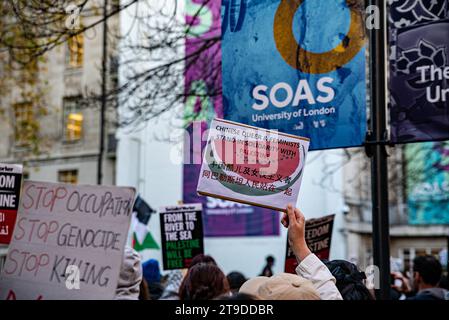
[407,255,449,300]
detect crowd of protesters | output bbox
[114,204,449,301]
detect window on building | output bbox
[0,255,7,275]
[58,170,78,184]
[66,34,84,68]
[13,102,34,147]
[111,0,120,12]
[63,97,83,141]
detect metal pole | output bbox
[368,0,391,300]
[97,0,108,185]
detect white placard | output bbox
[0,181,135,300]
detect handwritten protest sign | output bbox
[0,181,135,300]
[285,214,335,274]
[197,118,309,212]
[159,204,204,270]
[0,164,23,244]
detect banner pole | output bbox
[367,0,391,300]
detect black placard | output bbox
[0,172,22,211]
[159,204,204,270]
[0,164,23,244]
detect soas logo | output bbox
[273,0,366,74]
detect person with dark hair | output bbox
[227,271,247,293]
[281,204,342,300]
[324,260,374,300]
[407,255,449,300]
[179,263,230,300]
[260,255,275,277]
[189,254,217,268]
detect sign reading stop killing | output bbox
[0,181,135,300]
[159,204,204,270]
[197,118,309,212]
[285,214,335,274]
[0,163,23,244]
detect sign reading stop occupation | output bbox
[197,118,310,212]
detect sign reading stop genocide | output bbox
[0,181,135,300]
[197,118,310,212]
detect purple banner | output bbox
[183,0,279,237]
[389,1,449,143]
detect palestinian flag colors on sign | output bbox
[132,195,159,251]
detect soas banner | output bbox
[221,0,367,150]
[406,141,449,224]
[389,0,449,143]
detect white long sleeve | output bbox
[295,253,343,300]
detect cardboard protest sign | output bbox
[159,204,204,270]
[285,214,335,274]
[197,118,309,212]
[0,164,23,244]
[222,0,367,150]
[0,181,135,300]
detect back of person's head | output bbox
[115,246,142,300]
[189,254,217,268]
[227,271,247,292]
[413,255,442,286]
[179,263,230,300]
[142,258,161,284]
[324,260,373,300]
[266,255,275,264]
[239,273,320,300]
